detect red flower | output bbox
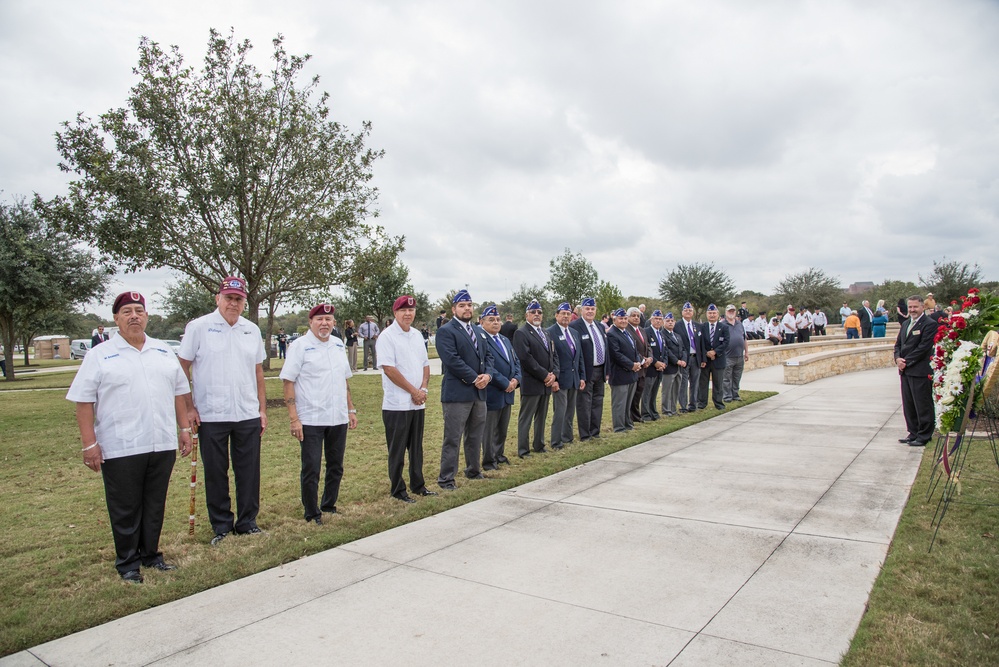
[953,318,967,330]
[971,296,981,305]
[951,300,959,305]
[949,330,960,340]
[969,288,980,294]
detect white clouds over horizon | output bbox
[2,0,997,317]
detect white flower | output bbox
[941,394,955,406]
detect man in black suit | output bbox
[894,295,939,446]
[626,307,653,422]
[642,309,667,421]
[91,325,109,348]
[659,312,686,416]
[479,305,521,468]
[859,300,875,338]
[606,308,642,432]
[697,304,729,411]
[513,300,559,457]
[548,302,585,449]
[499,314,518,341]
[675,302,703,412]
[569,296,607,440]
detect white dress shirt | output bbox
[376,322,430,411]
[279,330,352,426]
[67,334,190,460]
[178,309,265,422]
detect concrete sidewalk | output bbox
[4,367,919,666]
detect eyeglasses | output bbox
[528,310,542,314]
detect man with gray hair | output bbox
[722,305,749,402]
[894,295,938,447]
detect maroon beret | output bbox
[112,291,146,314]
[393,295,417,311]
[309,304,335,318]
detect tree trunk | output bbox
[0,316,15,380]
[263,295,277,372]
[246,294,271,371]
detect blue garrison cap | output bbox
[557,302,571,312]
[664,312,675,320]
[707,304,717,311]
[613,308,627,318]
[453,289,471,304]
[526,300,542,311]
[652,309,663,318]
[481,304,498,318]
[581,297,596,307]
[683,302,692,310]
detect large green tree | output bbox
[337,244,428,327]
[919,258,984,304]
[594,280,624,319]
[658,263,735,317]
[41,29,390,366]
[545,248,599,307]
[0,199,109,379]
[772,267,843,311]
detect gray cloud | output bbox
[2,0,997,318]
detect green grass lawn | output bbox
[0,371,773,656]
[842,437,999,666]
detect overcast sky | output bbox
[2,0,997,317]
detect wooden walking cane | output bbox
[189,424,199,536]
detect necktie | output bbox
[687,322,696,353]
[494,335,508,361]
[906,317,916,339]
[590,323,604,365]
[564,327,575,355]
[467,324,477,349]
[656,329,663,350]
[710,324,715,340]
[635,327,644,344]
[537,327,547,347]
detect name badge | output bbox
[559,335,565,341]
[912,330,920,335]
[581,334,590,340]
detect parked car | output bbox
[69,339,92,360]
[163,340,182,355]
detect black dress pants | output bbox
[300,424,347,520]
[382,409,428,498]
[199,419,261,535]
[900,373,935,443]
[101,450,176,574]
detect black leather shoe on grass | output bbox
[121,570,144,584]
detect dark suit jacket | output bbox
[513,323,559,396]
[436,317,495,402]
[91,333,108,347]
[569,317,607,383]
[675,318,704,367]
[485,332,522,411]
[893,314,938,377]
[548,324,585,390]
[499,320,518,341]
[627,324,650,363]
[859,307,874,328]
[700,320,730,370]
[661,327,685,375]
[606,325,640,386]
[644,326,671,377]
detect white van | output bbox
[69,339,92,360]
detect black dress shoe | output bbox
[145,559,177,571]
[496,456,511,464]
[518,452,530,459]
[236,526,264,536]
[898,437,914,444]
[533,448,548,454]
[551,444,564,450]
[482,463,499,471]
[321,506,338,514]
[465,472,486,480]
[909,440,928,447]
[439,483,457,491]
[394,494,416,504]
[121,569,144,584]
[414,488,438,496]
[312,516,323,525]
[210,532,228,546]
